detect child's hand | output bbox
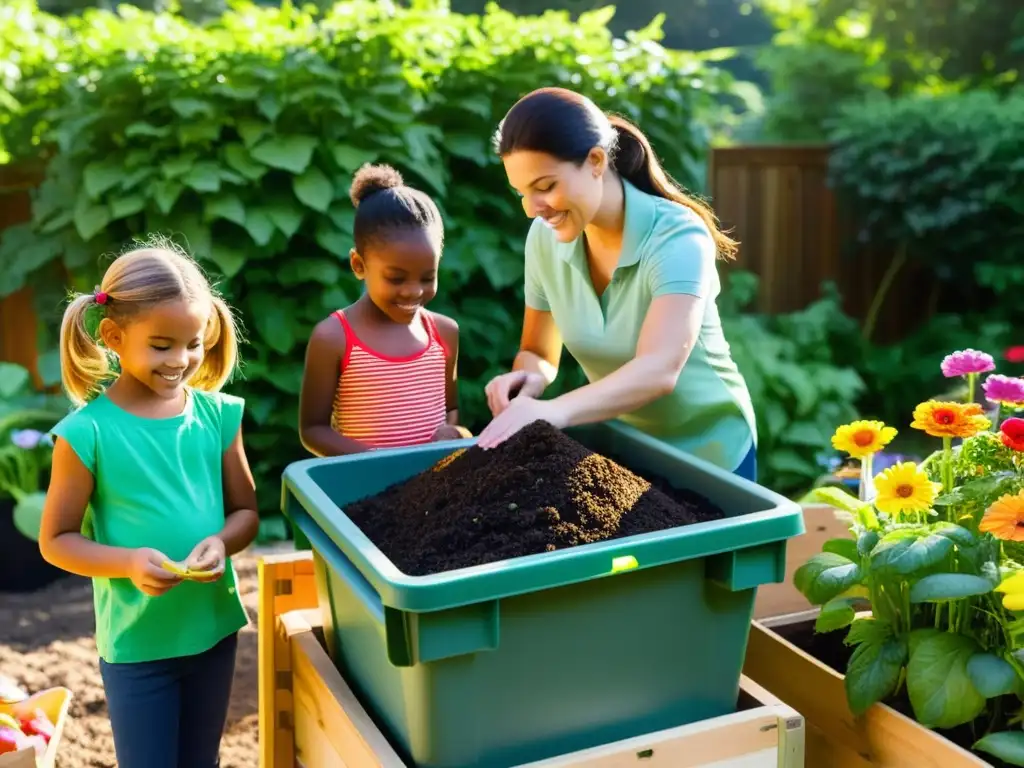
[128,548,183,597]
[185,536,227,581]
[432,425,472,442]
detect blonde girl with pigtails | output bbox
[38,239,259,768]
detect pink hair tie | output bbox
[94,289,109,305]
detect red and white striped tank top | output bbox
[330,309,448,449]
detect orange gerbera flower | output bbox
[980,490,1024,542]
[910,400,991,439]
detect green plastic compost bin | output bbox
[282,420,803,768]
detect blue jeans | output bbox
[733,444,757,483]
[99,632,238,768]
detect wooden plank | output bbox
[258,550,316,768]
[743,619,986,767]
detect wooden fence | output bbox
[0,165,44,386]
[708,144,931,342]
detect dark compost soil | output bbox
[343,420,725,576]
[775,619,1012,768]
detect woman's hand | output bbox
[485,370,548,416]
[477,396,568,449]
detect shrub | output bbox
[720,271,865,496]
[0,1,735,512]
[827,92,1024,306]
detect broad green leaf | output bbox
[224,143,266,181]
[251,296,296,354]
[180,121,222,145]
[245,208,275,246]
[162,155,196,179]
[82,160,122,199]
[857,529,880,557]
[328,205,355,234]
[125,122,171,138]
[974,732,1024,766]
[205,194,246,227]
[793,552,862,605]
[845,616,893,647]
[109,194,145,220]
[237,119,267,148]
[12,492,47,542]
[266,201,305,238]
[183,162,222,194]
[823,538,859,561]
[907,630,985,728]
[315,220,349,256]
[170,97,213,119]
[910,573,992,603]
[0,363,30,398]
[444,133,489,165]
[966,653,1018,698]
[293,167,334,212]
[931,522,976,547]
[207,245,246,279]
[845,636,907,715]
[73,202,111,241]
[151,180,183,215]
[815,598,858,632]
[332,143,377,172]
[251,136,319,174]
[257,93,281,122]
[871,530,954,576]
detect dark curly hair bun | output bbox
[349,163,404,207]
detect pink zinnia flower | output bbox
[983,375,1024,408]
[941,349,995,378]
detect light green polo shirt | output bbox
[524,178,757,472]
[50,388,250,664]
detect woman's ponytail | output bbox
[608,115,738,261]
[59,292,111,406]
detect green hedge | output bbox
[0,1,736,512]
[828,92,1024,303]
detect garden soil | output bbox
[0,549,268,768]
[345,420,726,576]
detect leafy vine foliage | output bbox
[0,0,734,512]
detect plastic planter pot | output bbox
[282,421,804,768]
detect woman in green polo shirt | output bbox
[477,86,758,481]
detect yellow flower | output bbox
[872,461,941,517]
[910,400,991,439]
[980,490,1024,542]
[831,420,897,459]
[996,569,1024,611]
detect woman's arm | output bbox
[553,293,703,425]
[298,316,374,456]
[39,438,133,579]
[218,425,260,556]
[512,307,562,386]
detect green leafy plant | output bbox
[0,0,736,514]
[827,92,1024,342]
[0,362,69,541]
[719,270,865,496]
[795,349,1024,764]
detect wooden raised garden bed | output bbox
[258,550,807,768]
[743,614,989,767]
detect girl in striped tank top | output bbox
[299,164,471,455]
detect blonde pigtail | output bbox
[190,295,241,392]
[59,293,111,406]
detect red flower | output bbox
[1001,417,1024,452]
[1005,346,1024,364]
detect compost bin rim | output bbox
[285,483,804,614]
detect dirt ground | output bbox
[0,548,273,767]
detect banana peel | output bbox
[160,560,222,583]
